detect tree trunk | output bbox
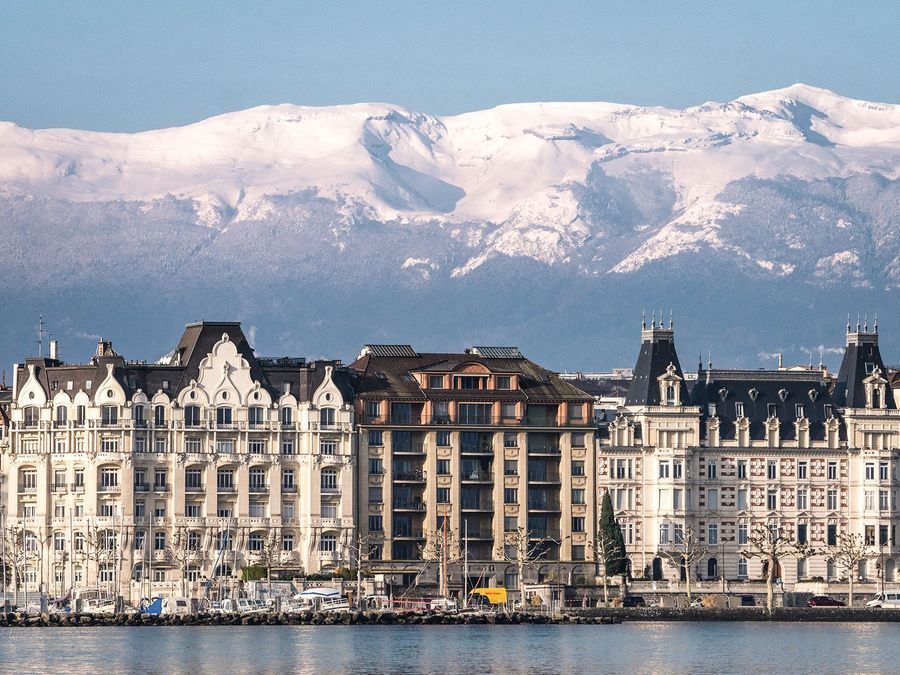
[602,573,609,607]
[518,560,526,609]
[766,556,775,614]
[685,572,692,605]
[848,573,854,607]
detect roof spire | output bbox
[864,313,868,332]
[819,348,824,368]
[874,313,878,333]
[650,309,656,329]
[856,313,861,332]
[669,309,673,330]
[847,314,851,334]
[641,309,646,330]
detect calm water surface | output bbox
[2,622,899,673]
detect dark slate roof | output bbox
[13,322,355,403]
[350,350,593,402]
[567,377,631,399]
[690,368,838,442]
[834,331,894,409]
[625,327,684,406]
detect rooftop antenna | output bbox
[1,369,5,388]
[864,313,868,332]
[847,314,851,334]
[650,309,656,329]
[706,351,712,384]
[669,309,673,330]
[874,314,878,333]
[819,349,824,369]
[856,313,861,333]
[36,315,45,357]
[641,309,646,330]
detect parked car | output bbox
[866,592,900,608]
[622,596,646,608]
[807,595,845,607]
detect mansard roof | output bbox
[691,367,838,441]
[835,328,894,409]
[350,349,592,402]
[625,326,684,406]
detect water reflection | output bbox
[2,622,900,674]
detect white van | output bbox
[866,592,900,608]
[161,597,193,616]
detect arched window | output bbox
[873,388,881,409]
[133,405,145,426]
[321,469,338,491]
[76,405,86,425]
[101,405,118,426]
[24,531,38,552]
[23,406,39,428]
[248,532,264,551]
[280,407,293,426]
[707,558,718,579]
[320,408,336,427]
[154,405,166,426]
[216,407,233,427]
[666,385,676,406]
[249,406,265,427]
[319,534,337,552]
[184,405,201,427]
[187,531,202,551]
[216,530,235,550]
[55,405,68,425]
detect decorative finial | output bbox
[847,314,851,333]
[819,349,824,368]
[857,313,861,332]
[874,313,878,333]
[864,313,868,332]
[650,309,656,329]
[669,309,673,330]
[641,309,646,330]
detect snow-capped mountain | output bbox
[1,84,899,368]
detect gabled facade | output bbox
[0,322,356,601]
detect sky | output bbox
[1,1,898,132]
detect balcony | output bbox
[527,500,561,511]
[393,528,424,539]
[281,484,297,493]
[392,500,426,511]
[528,472,561,483]
[393,470,426,482]
[461,500,494,511]
[134,483,150,492]
[97,484,121,493]
[392,443,426,454]
[321,485,342,494]
[17,484,37,494]
[185,484,205,493]
[249,484,269,493]
[217,484,237,493]
[527,444,561,455]
[70,483,85,493]
[51,483,67,493]
[154,483,172,492]
[528,528,562,540]
[461,470,493,482]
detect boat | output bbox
[292,588,350,612]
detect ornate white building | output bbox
[0,322,356,601]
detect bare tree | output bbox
[81,522,116,593]
[164,527,204,597]
[658,526,708,606]
[1,526,26,606]
[741,523,814,613]
[495,527,550,608]
[831,532,872,607]
[419,526,462,598]
[344,533,381,607]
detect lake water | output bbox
[2,622,899,673]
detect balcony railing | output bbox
[461,442,494,454]
[461,500,494,511]
[392,500,426,511]
[217,484,237,492]
[392,443,426,454]
[51,483,67,493]
[527,500,561,511]
[281,484,298,493]
[249,484,269,493]
[70,483,85,492]
[461,470,493,482]
[321,485,341,494]
[360,414,594,428]
[392,470,426,482]
[528,472,561,482]
[134,483,150,492]
[185,484,205,492]
[527,445,561,454]
[17,484,37,493]
[528,528,562,540]
[154,483,172,492]
[97,484,121,492]
[393,528,424,538]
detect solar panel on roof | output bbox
[363,345,418,358]
[469,346,524,359]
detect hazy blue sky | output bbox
[2,1,898,131]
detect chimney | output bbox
[49,339,58,361]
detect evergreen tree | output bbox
[599,490,628,576]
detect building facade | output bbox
[0,323,356,600]
[599,319,900,588]
[351,345,596,592]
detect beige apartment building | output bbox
[599,319,900,588]
[351,345,596,593]
[0,323,356,601]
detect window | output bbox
[501,403,518,420]
[737,460,747,480]
[795,404,805,419]
[797,461,808,480]
[880,462,889,481]
[216,407,233,426]
[767,403,777,418]
[571,433,585,448]
[100,405,118,426]
[504,459,518,476]
[154,500,165,518]
[568,404,584,421]
[368,458,383,475]
[659,461,670,479]
[101,438,118,453]
[503,432,518,448]
[134,437,146,453]
[184,437,201,453]
[496,376,512,390]
[366,401,381,418]
[571,460,585,477]
[320,439,337,455]
[321,469,338,491]
[134,531,145,550]
[437,488,450,503]
[154,531,166,551]
[504,516,518,532]
[572,516,585,532]
[249,468,267,490]
[707,460,717,480]
[282,533,294,551]
[281,439,294,456]
[738,522,748,545]
[797,489,808,510]
[827,461,838,480]
[707,488,718,510]
[767,489,777,510]
[185,503,201,518]
[735,402,745,418]
[433,401,450,423]
[572,545,586,561]
[797,523,808,544]
[154,405,166,426]
[217,469,234,489]
[281,407,293,426]
[281,469,295,489]
[248,533,264,551]
[865,491,875,510]
[74,468,85,487]
[20,468,37,489]
[216,440,234,454]
[767,460,777,480]
[55,405,67,425]
[827,489,838,511]
[319,408,336,427]
[505,570,519,590]
[707,523,719,545]
[248,440,266,455]
[458,403,491,425]
[865,526,876,546]
[431,430,449,448]
[827,523,837,546]
[437,459,451,475]
[673,460,683,480]
[659,523,670,545]
[504,488,518,504]
[880,490,889,511]
[428,375,444,389]
[368,430,383,446]
[368,486,382,503]
[572,489,585,505]
[368,515,383,531]
[737,489,748,511]
[673,489,682,510]
[248,406,264,426]
[184,405,201,427]
[866,463,876,481]
[737,557,748,579]
[673,524,684,544]
[100,467,119,488]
